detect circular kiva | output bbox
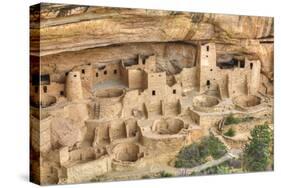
[193,95,219,108]
[95,88,124,98]
[113,143,142,162]
[152,118,184,135]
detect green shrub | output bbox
[200,163,231,175]
[159,171,173,177]
[175,143,205,168]
[175,136,227,168]
[224,114,253,125]
[191,160,243,176]
[224,128,236,137]
[243,124,272,172]
[201,136,227,159]
[224,114,241,125]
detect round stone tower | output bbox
[66,71,83,101]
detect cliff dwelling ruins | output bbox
[30,3,274,185]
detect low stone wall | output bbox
[198,113,222,134]
[141,132,186,156]
[94,88,124,104]
[63,156,111,184]
[111,158,145,172]
[30,115,52,153]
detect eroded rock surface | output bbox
[30,4,274,89]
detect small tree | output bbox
[243,124,272,172]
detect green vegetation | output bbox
[159,171,173,177]
[224,114,240,125]
[243,124,272,172]
[224,114,253,125]
[175,143,205,168]
[201,136,227,159]
[195,164,231,175]
[224,128,236,137]
[191,159,243,176]
[175,136,227,168]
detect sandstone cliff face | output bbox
[30,3,274,88]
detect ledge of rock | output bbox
[30,3,274,85]
[30,4,273,56]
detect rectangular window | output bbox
[240,61,245,68]
[114,69,117,74]
[41,74,50,85]
[81,69,85,74]
[104,70,107,75]
[96,72,99,77]
[173,89,176,94]
[206,45,209,51]
[43,86,47,93]
[60,91,64,96]
[250,63,253,69]
[152,90,156,96]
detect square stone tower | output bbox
[197,43,217,93]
